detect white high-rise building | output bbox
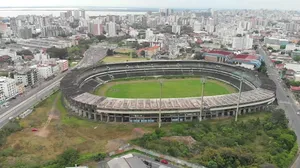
[172,25,181,35]
[73,10,80,19]
[107,22,116,37]
[0,77,18,99]
[193,21,202,32]
[232,35,253,50]
[145,28,154,40]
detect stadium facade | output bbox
[60,60,276,123]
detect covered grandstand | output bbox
[60,60,276,123]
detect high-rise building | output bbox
[232,35,253,50]
[0,77,18,99]
[145,28,154,40]
[18,26,32,39]
[107,22,116,37]
[73,10,80,19]
[81,10,86,19]
[172,25,181,35]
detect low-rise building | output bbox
[0,91,6,104]
[56,60,69,72]
[0,77,18,99]
[16,82,25,95]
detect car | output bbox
[160,159,168,164]
[8,117,13,120]
[297,112,300,115]
[287,95,290,98]
[154,158,160,162]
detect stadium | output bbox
[60,60,276,123]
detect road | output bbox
[0,46,108,129]
[258,45,300,168]
[134,153,178,168]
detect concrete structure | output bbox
[0,77,18,99]
[106,154,147,168]
[172,25,181,35]
[37,65,53,79]
[232,35,253,50]
[61,61,276,123]
[34,50,50,64]
[56,60,69,72]
[0,91,6,104]
[14,69,38,87]
[145,29,154,40]
[107,22,116,37]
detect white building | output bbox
[0,77,18,99]
[172,25,181,35]
[145,29,154,40]
[37,65,53,79]
[14,69,38,87]
[34,50,50,64]
[232,35,253,50]
[107,22,116,37]
[0,91,5,104]
[193,21,202,32]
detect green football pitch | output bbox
[94,78,237,99]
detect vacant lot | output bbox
[0,92,156,167]
[102,55,147,63]
[94,78,237,98]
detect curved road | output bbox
[0,46,108,129]
[258,45,300,168]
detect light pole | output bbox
[200,77,207,122]
[235,73,244,122]
[158,79,163,128]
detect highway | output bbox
[0,46,108,129]
[258,45,300,168]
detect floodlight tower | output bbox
[199,77,207,122]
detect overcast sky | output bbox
[1,0,300,10]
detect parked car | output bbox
[160,159,168,164]
[155,158,160,162]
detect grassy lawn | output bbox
[94,78,237,98]
[102,55,148,63]
[0,92,157,168]
[114,48,135,53]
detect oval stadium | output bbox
[60,60,276,123]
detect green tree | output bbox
[56,148,79,167]
[140,50,146,57]
[17,49,33,56]
[293,55,300,62]
[280,45,286,49]
[95,35,106,41]
[207,160,218,168]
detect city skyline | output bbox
[1,0,300,10]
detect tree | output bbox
[56,148,79,167]
[47,47,68,59]
[293,55,300,62]
[207,160,218,168]
[280,45,286,49]
[194,52,204,60]
[17,49,33,56]
[95,35,106,41]
[140,50,146,57]
[253,45,258,50]
[106,49,114,56]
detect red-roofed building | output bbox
[0,55,11,62]
[290,86,300,92]
[137,46,160,57]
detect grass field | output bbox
[94,78,237,98]
[102,55,148,63]
[0,92,157,168]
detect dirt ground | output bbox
[0,93,157,167]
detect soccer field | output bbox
[94,78,237,98]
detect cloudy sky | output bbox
[1,0,300,10]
